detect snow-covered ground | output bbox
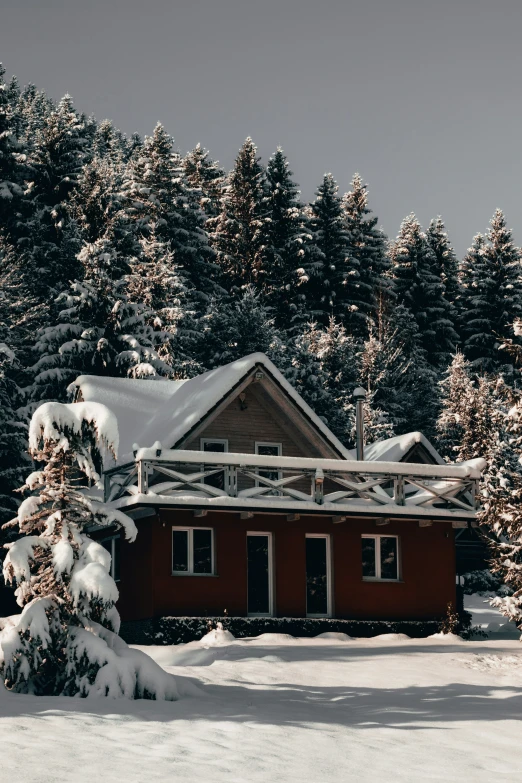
[465,593,520,639]
[1,631,522,782]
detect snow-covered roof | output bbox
[71,353,353,464]
[71,355,453,470]
[363,432,445,466]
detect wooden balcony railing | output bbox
[103,448,483,520]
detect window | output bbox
[255,442,282,491]
[172,527,214,575]
[100,535,120,582]
[201,439,228,489]
[362,535,399,581]
[306,535,332,616]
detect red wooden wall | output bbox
[116,509,456,622]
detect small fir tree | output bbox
[1,400,178,698]
[436,353,475,460]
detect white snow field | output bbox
[1,632,522,783]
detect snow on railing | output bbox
[103,449,483,520]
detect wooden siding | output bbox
[116,510,456,622]
[185,382,318,457]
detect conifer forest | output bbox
[1,64,522,606]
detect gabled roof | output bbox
[70,353,353,464]
[363,432,446,465]
[70,353,451,469]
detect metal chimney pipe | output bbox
[353,387,367,461]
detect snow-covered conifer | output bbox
[436,353,475,460]
[391,213,458,367]
[341,174,392,336]
[30,237,175,403]
[306,173,360,326]
[198,286,281,369]
[183,143,226,223]
[122,123,220,312]
[213,137,270,290]
[1,401,178,698]
[263,148,314,329]
[459,210,522,373]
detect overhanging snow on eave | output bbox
[110,493,477,522]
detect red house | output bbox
[71,353,484,631]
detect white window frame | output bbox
[361,534,400,582]
[172,526,215,576]
[305,533,332,618]
[100,535,120,582]
[246,531,274,617]
[200,438,229,452]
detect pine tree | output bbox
[359,302,439,438]
[30,237,175,403]
[341,173,392,337]
[436,352,475,460]
[122,123,219,312]
[28,94,91,296]
[426,216,460,305]
[459,210,522,373]
[0,344,29,525]
[264,148,313,328]
[0,64,26,236]
[197,286,281,369]
[1,401,178,698]
[213,137,270,290]
[183,143,226,222]
[478,389,522,628]
[306,173,360,326]
[391,213,458,367]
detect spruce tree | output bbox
[213,137,270,290]
[122,123,219,312]
[359,302,439,438]
[30,237,175,403]
[459,210,522,373]
[341,173,392,337]
[391,213,458,367]
[2,401,179,698]
[436,352,475,460]
[197,286,281,369]
[183,143,226,223]
[0,64,26,237]
[264,148,313,329]
[306,173,359,326]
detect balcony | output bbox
[103,447,483,524]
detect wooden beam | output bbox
[287,513,300,522]
[240,511,254,520]
[193,509,208,518]
[451,520,467,528]
[332,515,346,524]
[375,518,390,526]
[418,520,433,527]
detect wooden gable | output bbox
[182,370,343,459]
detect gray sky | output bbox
[2,0,522,257]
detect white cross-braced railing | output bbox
[103,448,482,517]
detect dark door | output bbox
[306,536,329,616]
[247,534,272,615]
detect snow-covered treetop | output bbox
[29,400,119,462]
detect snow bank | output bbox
[428,632,464,641]
[366,633,411,642]
[199,623,235,646]
[316,632,353,641]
